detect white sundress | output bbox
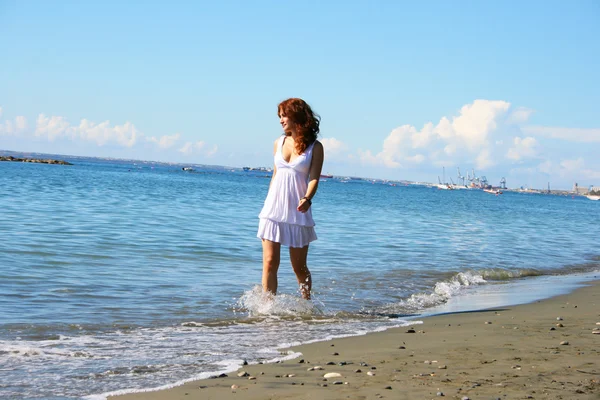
[257,135,317,248]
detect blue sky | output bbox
[1,0,598,189]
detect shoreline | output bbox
[110,278,600,400]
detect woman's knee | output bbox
[291,261,310,275]
[263,254,280,270]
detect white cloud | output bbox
[353,98,599,189]
[506,136,538,161]
[407,154,425,163]
[0,120,13,135]
[30,112,218,155]
[360,99,515,169]
[147,133,181,149]
[520,158,600,183]
[35,115,140,147]
[356,98,599,189]
[559,157,585,173]
[411,122,434,148]
[36,114,76,141]
[475,148,494,169]
[357,149,380,166]
[15,116,27,130]
[77,119,139,147]
[450,100,511,150]
[522,126,600,143]
[205,144,218,156]
[179,141,204,154]
[554,158,600,181]
[320,137,347,154]
[0,109,28,136]
[507,107,534,124]
[178,141,217,156]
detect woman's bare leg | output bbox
[262,239,281,296]
[289,245,311,300]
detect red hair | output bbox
[278,98,320,154]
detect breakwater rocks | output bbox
[0,156,73,165]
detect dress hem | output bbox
[257,218,317,248]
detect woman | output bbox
[257,98,324,300]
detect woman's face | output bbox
[279,111,296,134]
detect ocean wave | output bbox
[368,263,600,316]
[0,343,98,359]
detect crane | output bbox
[457,167,465,186]
[500,177,507,189]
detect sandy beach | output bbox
[113,280,600,400]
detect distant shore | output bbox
[112,280,600,400]
[0,155,72,165]
[0,149,591,193]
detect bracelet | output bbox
[301,197,312,205]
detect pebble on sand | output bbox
[323,372,342,378]
[560,341,569,345]
[367,371,376,376]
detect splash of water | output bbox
[237,286,323,317]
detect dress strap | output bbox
[279,135,286,151]
[276,135,285,155]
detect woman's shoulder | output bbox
[273,134,286,145]
[312,139,324,151]
[272,135,285,152]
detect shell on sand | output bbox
[323,372,342,378]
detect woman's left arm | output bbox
[297,141,324,213]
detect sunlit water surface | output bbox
[1,157,599,399]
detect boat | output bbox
[320,173,333,179]
[437,167,453,189]
[585,195,600,201]
[483,188,503,195]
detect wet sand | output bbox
[113,280,600,400]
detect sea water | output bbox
[1,155,599,399]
